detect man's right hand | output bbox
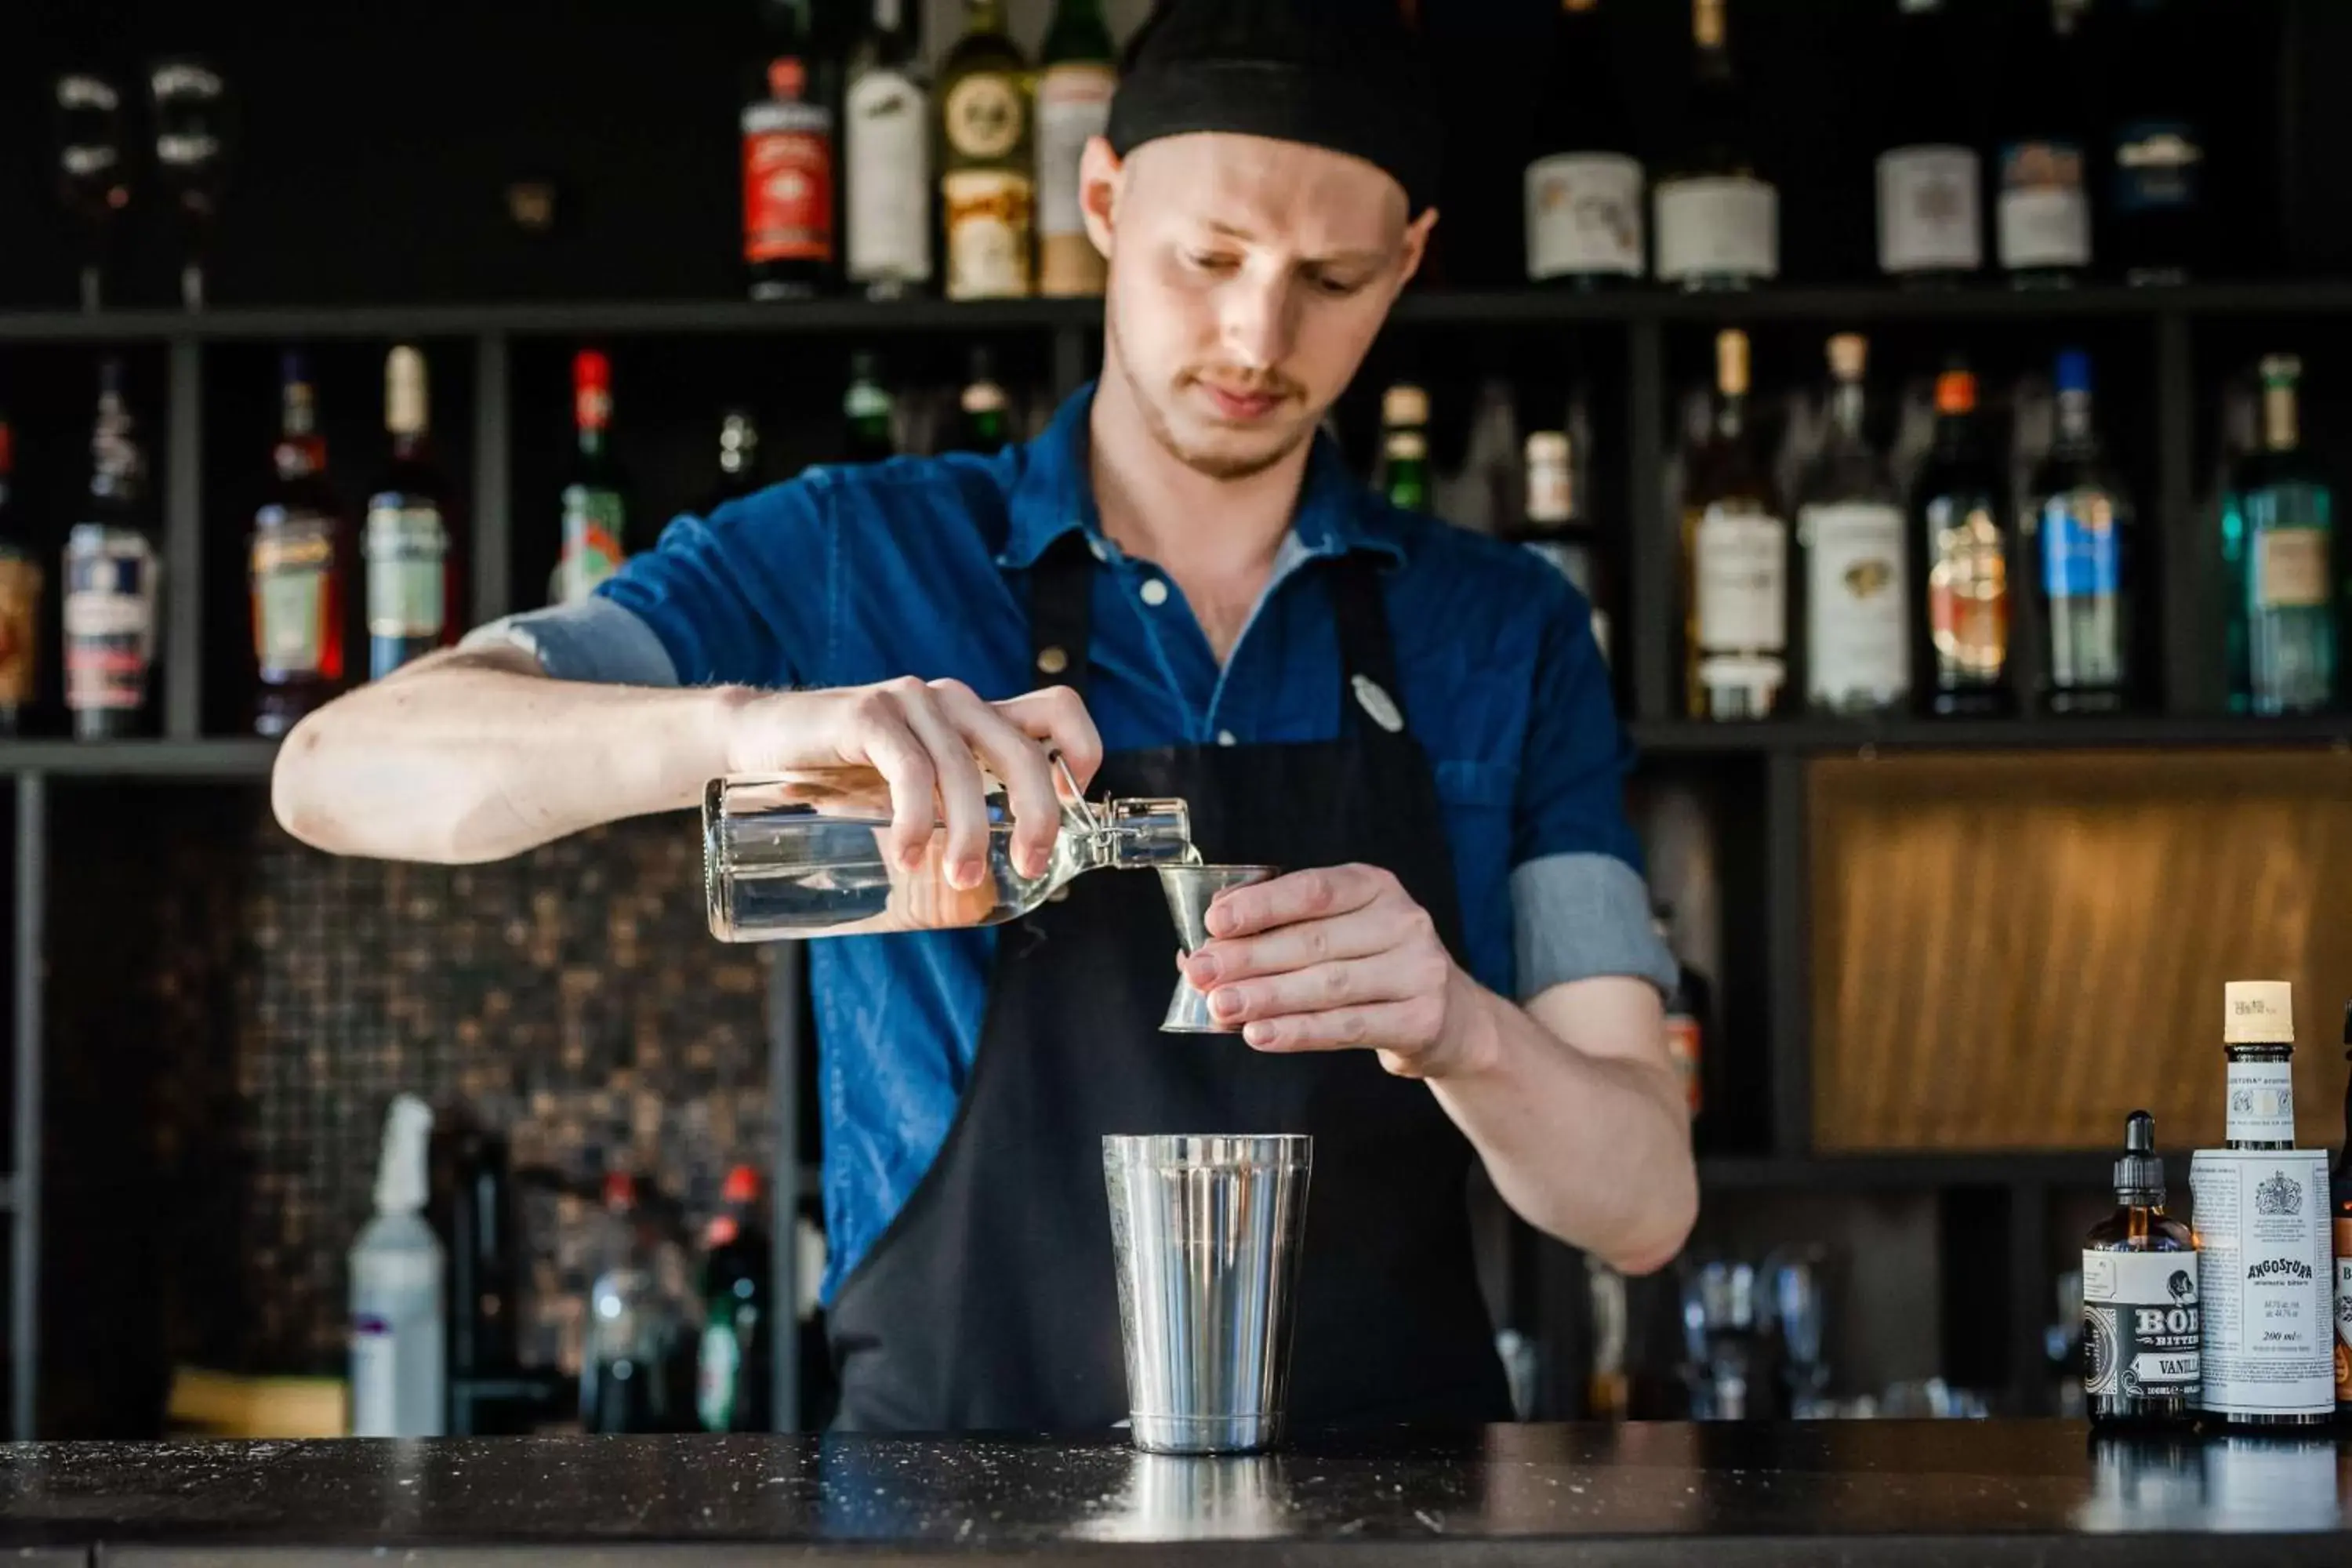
[724,680,1103,891]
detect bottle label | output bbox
[64,530,158,713]
[742,85,836,266]
[943,169,1036,299]
[2112,119,2203,216]
[1926,500,2009,680]
[1694,505,1788,653]
[252,510,336,677]
[1664,1012,1700,1115]
[1036,64,1114,241]
[1996,140,2090,270]
[2255,527,2329,608]
[1653,176,1777,281]
[350,1315,398,1438]
[555,485,626,605]
[2082,1250,2201,1396]
[2224,1058,2296,1145]
[365,503,448,640]
[2335,1219,2352,1405]
[845,71,931,284]
[2189,1149,2336,1417]
[944,72,1025,161]
[697,1319,741,1432]
[1877,144,1983,274]
[2039,494,2122,600]
[1525,153,1645,280]
[0,554,42,706]
[1801,501,1909,706]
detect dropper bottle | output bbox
[2082,1109,2199,1426]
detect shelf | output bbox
[0,740,278,779]
[1699,1152,2151,1192]
[1632,715,2352,757]
[7,281,2352,345]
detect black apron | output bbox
[826,539,1513,1433]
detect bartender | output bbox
[272,0,1695,1432]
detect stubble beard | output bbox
[1105,300,1314,483]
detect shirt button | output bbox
[1036,645,1069,676]
[1138,577,1170,608]
[1217,730,1238,747]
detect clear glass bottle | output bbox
[704,758,1193,941]
[1035,0,1115,297]
[2223,355,2336,716]
[1795,333,1909,717]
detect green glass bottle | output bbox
[937,0,1034,300]
[2223,355,2336,715]
[844,351,897,464]
[1381,383,1431,513]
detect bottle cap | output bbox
[1382,383,1428,430]
[1524,430,1570,466]
[722,1164,761,1206]
[1827,334,1866,381]
[2223,979,2295,1044]
[2259,354,2301,387]
[2054,350,2092,397]
[1715,330,1750,397]
[372,1094,434,1215]
[2114,1109,2163,1199]
[386,345,428,436]
[603,1169,637,1211]
[1934,368,1976,415]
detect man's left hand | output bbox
[1181,864,1487,1079]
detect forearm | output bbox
[270,646,746,864]
[1426,975,1697,1275]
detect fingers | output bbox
[887,680,991,889]
[996,685,1105,793]
[930,679,1060,879]
[847,692,939,874]
[1241,998,1448,1056]
[1182,903,1403,989]
[1201,947,1445,1028]
[1203,866,1389,940]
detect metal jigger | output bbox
[1156,863,1279,1033]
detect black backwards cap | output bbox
[1104,0,1443,216]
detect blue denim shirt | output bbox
[469,383,1674,1301]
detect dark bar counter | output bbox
[0,1422,2347,1566]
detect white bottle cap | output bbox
[373,1093,435,1214]
[2223,980,2295,1045]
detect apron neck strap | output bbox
[1024,539,1416,742]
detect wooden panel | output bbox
[1809,750,2352,1152]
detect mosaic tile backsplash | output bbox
[47,789,774,1418]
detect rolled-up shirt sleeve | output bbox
[459,488,817,689]
[1508,580,1679,1001]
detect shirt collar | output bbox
[998,382,1410,571]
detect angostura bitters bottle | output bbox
[704,756,1194,940]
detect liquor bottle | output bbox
[63,358,158,740]
[844,0,931,300]
[1653,0,1777,292]
[441,1122,520,1392]
[365,347,459,682]
[149,57,230,310]
[1682,328,1786,720]
[553,350,628,605]
[2332,1002,2352,1417]
[347,1095,446,1437]
[2080,1110,2199,1426]
[1515,430,1610,662]
[704,760,1191,940]
[743,0,837,301]
[707,410,767,511]
[52,71,130,311]
[1381,384,1431,513]
[844,352,897,464]
[1523,0,1644,287]
[1910,364,2012,717]
[2190,981,2335,1427]
[950,347,1011,454]
[1995,0,2092,288]
[937,0,1035,301]
[582,1171,689,1434]
[2222,356,2336,716]
[1653,905,1712,1142]
[2028,350,2132,713]
[251,351,350,738]
[1876,0,1983,285]
[696,1165,774,1433]
[0,418,40,736]
[1794,334,1908,717]
[1036,0,1114,298]
[2101,0,2204,286]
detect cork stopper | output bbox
[1382,383,1428,430]
[2223,979,2294,1044]
[1827,334,1867,382]
[1715,330,1750,398]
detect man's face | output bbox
[1092,132,1434,481]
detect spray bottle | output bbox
[349,1094,446,1436]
